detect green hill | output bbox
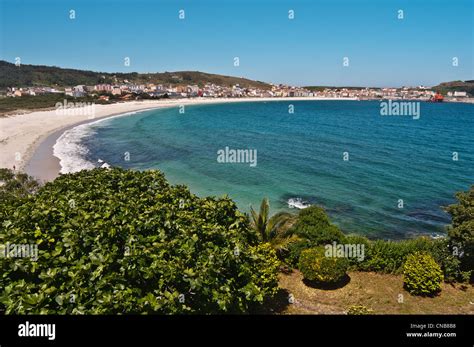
[0,60,270,90]
[431,80,474,96]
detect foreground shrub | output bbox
[354,236,460,278]
[291,206,345,245]
[249,198,298,258]
[403,252,443,296]
[357,238,431,274]
[0,168,279,314]
[347,305,373,315]
[0,168,39,220]
[286,208,464,282]
[342,234,371,268]
[445,186,474,282]
[428,239,463,283]
[298,247,349,284]
[286,206,346,266]
[287,240,312,267]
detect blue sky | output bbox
[0,0,472,87]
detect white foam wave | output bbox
[53,123,97,174]
[53,109,152,174]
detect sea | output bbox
[53,100,474,239]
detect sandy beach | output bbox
[0,97,351,182]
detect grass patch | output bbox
[265,270,474,314]
[0,94,110,115]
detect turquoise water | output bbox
[79,101,473,239]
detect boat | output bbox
[288,198,311,209]
[428,93,444,102]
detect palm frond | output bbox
[250,198,298,245]
[270,234,302,255]
[269,212,297,235]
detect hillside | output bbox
[432,80,474,96]
[0,60,270,90]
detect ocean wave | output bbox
[53,123,97,174]
[53,109,154,174]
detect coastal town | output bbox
[3,81,472,102]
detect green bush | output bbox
[247,243,281,301]
[298,247,349,284]
[285,206,346,266]
[295,206,332,230]
[349,236,462,281]
[347,305,373,315]
[302,224,346,246]
[360,239,414,273]
[341,234,371,268]
[356,237,443,274]
[428,239,463,283]
[286,206,345,266]
[445,186,474,282]
[286,207,464,283]
[0,169,40,213]
[0,168,279,314]
[287,240,312,267]
[291,206,346,245]
[403,252,443,296]
[286,207,460,281]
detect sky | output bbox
[0,0,472,87]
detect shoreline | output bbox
[0,97,356,181]
[1,96,467,241]
[24,106,171,182]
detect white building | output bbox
[111,86,122,95]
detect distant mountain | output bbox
[431,80,474,96]
[0,60,271,90]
